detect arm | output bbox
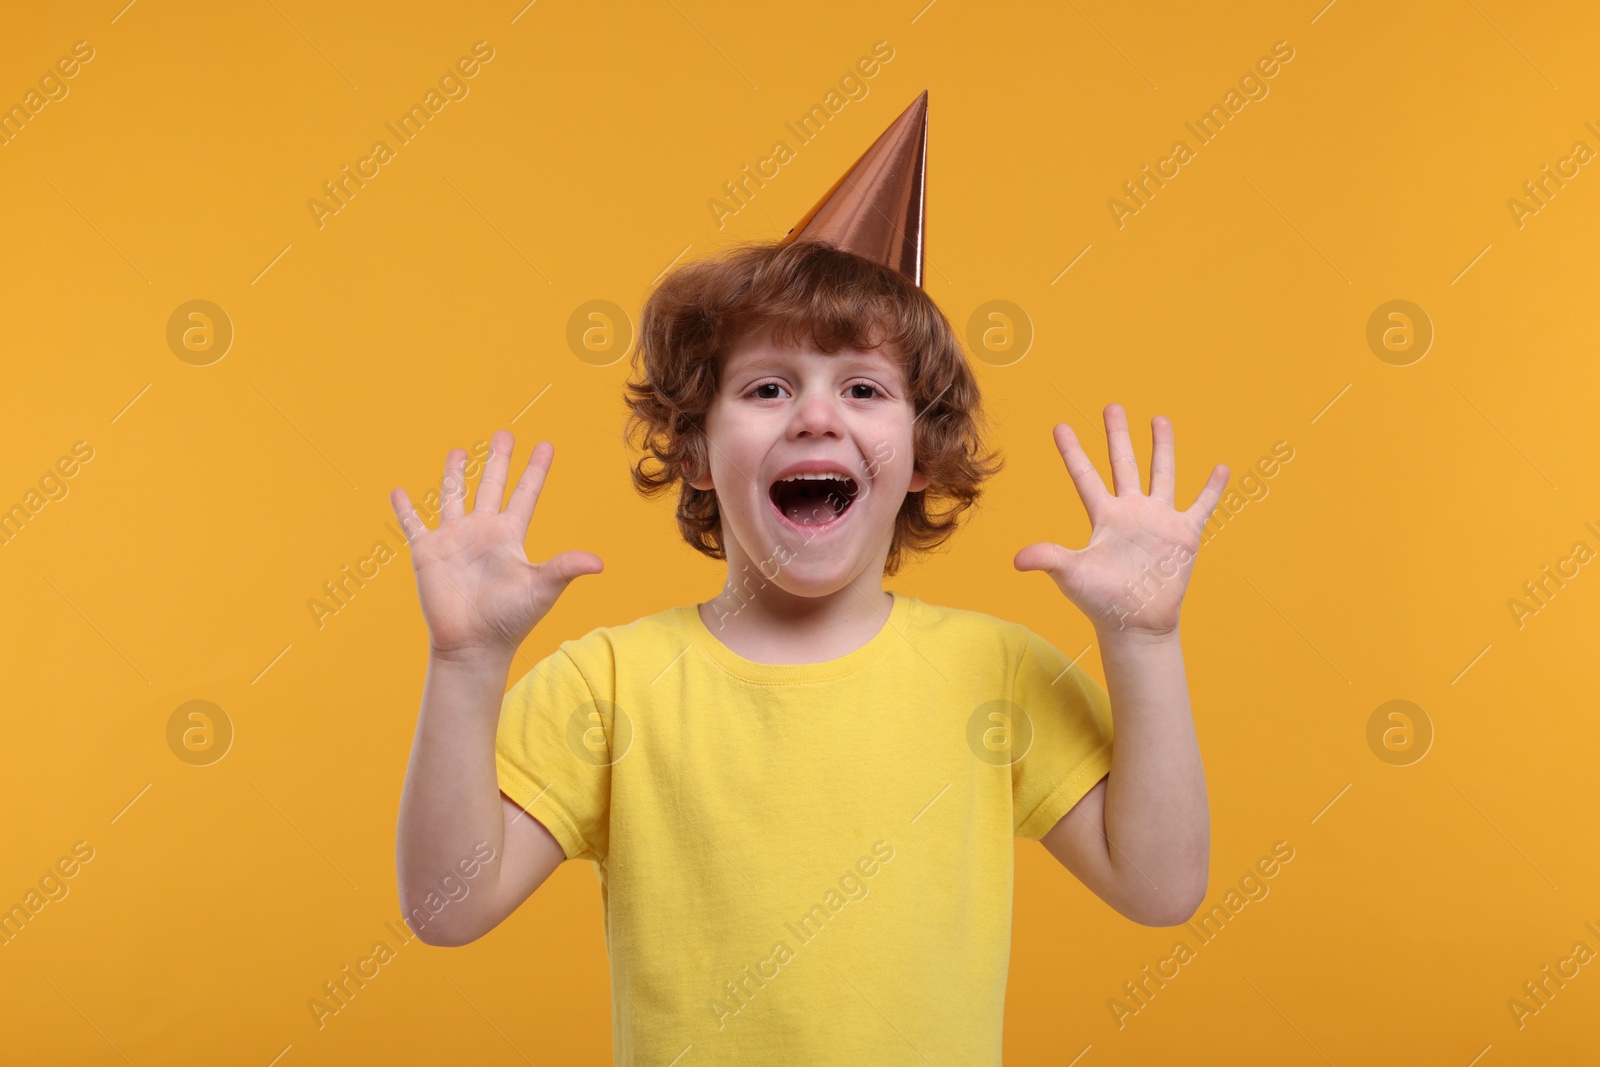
[396,649,567,947]
[1038,629,1207,926]
[1016,405,1225,926]
[391,431,603,947]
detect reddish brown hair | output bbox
[621,238,1002,575]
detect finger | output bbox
[1182,463,1231,530]
[473,429,515,515]
[440,448,469,522]
[505,440,555,534]
[1014,540,1081,583]
[1148,415,1176,505]
[542,549,606,585]
[388,487,429,545]
[1050,422,1111,518]
[1103,404,1142,496]
[1014,540,1063,573]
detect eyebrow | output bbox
[725,348,901,378]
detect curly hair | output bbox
[621,238,1003,576]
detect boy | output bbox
[393,92,1227,1064]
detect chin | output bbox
[767,571,863,599]
[723,523,883,597]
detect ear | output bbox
[908,468,930,493]
[687,455,713,491]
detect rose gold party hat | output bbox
[779,90,928,288]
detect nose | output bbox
[788,382,845,440]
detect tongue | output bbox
[782,484,843,525]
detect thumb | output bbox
[1013,541,1074,578]
[544,550,606,586]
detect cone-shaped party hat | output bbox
[779,90,928,288]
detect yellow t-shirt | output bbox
[494,589,1114,1065]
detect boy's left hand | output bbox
[1014,404,1229,640]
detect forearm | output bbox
[1096,626,1209,919]
[395,649,515,941]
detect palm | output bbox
[410,512,556,655]
[391,432,603,660]
[1015,406,1228,638]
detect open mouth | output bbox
[768,472,859,527]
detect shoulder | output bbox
[508,603,697,696]
[899,594,1036,663]
[901,594,1090,683]
[546,601,698,665]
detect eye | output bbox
[749,382,788,399]
[847,382,881,399]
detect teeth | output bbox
[778,472,850,482]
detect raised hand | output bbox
[1014,405,1228,639]
[390,430,604,662]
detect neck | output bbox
[699,549,894,663]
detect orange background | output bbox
[4,0,1599,1063]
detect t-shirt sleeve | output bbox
[1009,627,1115,840]
[494,636,615,863]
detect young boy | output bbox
[393,93,1227,1064]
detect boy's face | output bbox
[690,329,930,596]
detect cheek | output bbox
[864,437,919,500]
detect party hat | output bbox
[779,90,928,288]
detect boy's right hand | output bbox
[389,430,603,663]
